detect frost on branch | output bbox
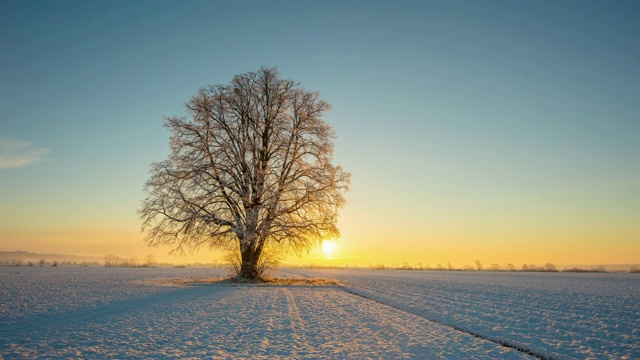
[139,66,350,279]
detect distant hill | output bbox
[0,251,103,263]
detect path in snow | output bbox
[0,268,531,359]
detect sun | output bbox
[322,240,336,255]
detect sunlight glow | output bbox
[322,240,336,256]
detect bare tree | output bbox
[475,260,483,271]
[144,254,155,267]
[140,67,350,279]
[544,263,558,272]
[104,254,118,267]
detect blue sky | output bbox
[1,0,638,265]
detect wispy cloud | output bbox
[0,136,51,169]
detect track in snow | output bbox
[338,286,553,360]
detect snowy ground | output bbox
[0,267,638,359]
[286,268,640,359]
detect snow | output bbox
[286,269,640,359]
[1,267,638,359]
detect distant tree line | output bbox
[102,254,226,268]
[367,261,560,272]
[104,254,157,268]
[366,261,638,273]
[0,259,99,267]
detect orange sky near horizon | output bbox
[1,199,638,267]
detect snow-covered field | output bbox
[0,267,637,359]
[287,269,640,359]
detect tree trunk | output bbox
[237,246,261,280]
